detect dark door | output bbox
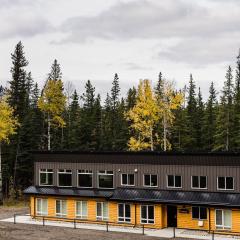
[167,205,177,227]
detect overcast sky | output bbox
[0,0,240,100]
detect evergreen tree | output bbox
[126,87,137,110]
[48,59,62,81]
[203,82,218,150]
[214,66,234,151]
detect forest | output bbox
[0,41,240,198]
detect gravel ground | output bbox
[0,206,196,240]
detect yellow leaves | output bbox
[38,79,66,128]
[0,96,19,143]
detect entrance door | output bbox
[167,205,177,227]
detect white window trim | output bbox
[75,201,88,219]
[57,169,72,187]
[36,198,48,216]
[192,206,207,220]
[217,177,234,191]
[55,199,67,218]
[191,176,208,190]
[167,175,182,189]
[39,169,53,186]
[140,205,155,224]
[97,170,114,189]
[143,174,158,187]
[121,173,135,186]
[96,202,109,221]
[77,170,93,188]
[118,203,131,223]
[215,209,232,230]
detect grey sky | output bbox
[0,0,239,99]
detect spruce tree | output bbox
[203,82,217,151]
[126,87,137,110]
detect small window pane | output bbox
[218,177,225,189]
[125,204,131,218]
[175,176,181,187]
[216,210,223,226]
[148,206,154,220]
[99,175,113,188]
[200,207,207,220]
[58,173,72,186]
[168,175,174,187]
[122,174,127,185]
[192,176,199,188]
[151,175,157,186]
[144,175,150,186]
[224,210,232,228]
[200,176,207,189]
[78,174,93,187]
[118,204,124,217]
[129,174,134,185]
[192,207,199,219]
[226,177,233,190]
[141,206,147,219]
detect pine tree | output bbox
[48,59,62,81]
[214,66,234,151]
[203,82,217,151]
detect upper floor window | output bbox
[76,201,88,219]
[39,169,53,186]
[141,205,154,224]
[143,174,158,187]
[56,199,67,217]
[217,177,234,190]
[98,170,113,188]
[191,176,207,189]
[36,198,48,216]
[118,203,131,223]
[58,169,72,187]
[78,170,93,188]
[121,174,134,186]
[167,175,182,188]
[192,207,207,220]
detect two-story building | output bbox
[24,151,240,233]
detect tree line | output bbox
[0,41,240,198]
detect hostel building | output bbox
[24,151,240,233]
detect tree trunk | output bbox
[0,143,2,202]
[47,113,51,151]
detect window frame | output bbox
[118,203,131,223]
[191,176,207,189]
[143,174,158,187]
[121,173,135,186]
[217,176,234,191]
[192,206,207,220]
[77,170,93,188]
[140,205,155,224]
[39,169,53,186]
[215,209,232,230]
[55,199,67,218]
[167,175,182,188]
[75,200,88,219]
[97,170,114,189]
[36,198,48,216]
[96,202,109,221]
[57,169,72,187]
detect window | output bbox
[192,176,207,189]
[217,177,234,190]
[118,203,131,223]
[39,169,53,186]
[98,171,113,188]
[58,169,72,187]
[36,198,48,216]
[141,205,154,224]
[143,174,158,187]
[192,207,207,220]
[167,175,182,188]
[96,202,108,221]
[56,200,67,217]
[76,201,88,219]
[121,174,134,186]
[216,209,232,230]
[78,170,93,188]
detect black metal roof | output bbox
[24,186,240,207]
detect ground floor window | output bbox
[36,198,48,216]
[216,209,232,230]
[192,207,207,220]
[56,200,67,217]
[118,203,131,223]
[96,202,108,221]
[76,201,88,219]
[141,205,154,224]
